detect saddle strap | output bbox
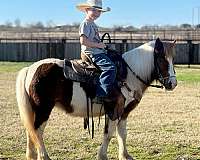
[91,100,94,139]
[85,97,90,134]
[84,96,95,139]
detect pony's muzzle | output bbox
[165,77,177,90]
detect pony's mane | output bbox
[123,41,155,82]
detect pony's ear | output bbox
[154,38,164,54]
[171,40,176,47]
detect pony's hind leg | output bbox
[16,67,50,160]
[26,130,37,160]
[25,118,50,160]
[20,106,50,160]
[98,119,118,160]
[116,119,133,160]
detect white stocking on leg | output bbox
[117,119,133,160]
[98,119,118,160]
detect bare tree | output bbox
[196,24,200,28]
[5,20,13,27]
[46,20,55,28]
[14,18,21,27]
[35,22,44,28]
[180,23,192,29]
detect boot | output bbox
[104,88,125,121]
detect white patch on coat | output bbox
[123,41,155,82]
[122,41,155,104]
[70,82,105,117]
[167,57,177,89]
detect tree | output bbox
[123,25,137,31]
[196,24,200,28]
[72,22,80,28]
[35,22,44,28]
[5,20,13,27]
[46,20,55,28]
[113,25,123,31]
[14,18,21,27]
[140,25,159,30]
[180,23,192,29]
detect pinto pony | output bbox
[16,38,177,160]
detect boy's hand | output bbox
[97,42,106,49]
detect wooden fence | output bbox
[0,39,199,64]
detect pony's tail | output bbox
[16,67,40,148]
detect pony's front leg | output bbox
[117,119,133,160]
[98,119,118,160]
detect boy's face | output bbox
[86,8,101,21]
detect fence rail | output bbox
[0,38,199,64]
[1,29,200,42]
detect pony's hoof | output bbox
[97,153,108,160]
[119,154,134,160]
[97,156,108,160]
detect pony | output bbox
[16,38,177,160]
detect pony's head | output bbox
[154,38,177,90]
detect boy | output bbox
[76,0,124,120]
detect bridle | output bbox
[125,58,164,89]
[153,48,176,88]
[124,44,173,89]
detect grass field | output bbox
[0,62,199,160]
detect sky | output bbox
[0,0,200,28]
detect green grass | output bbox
[175,65,200,83]
[0,62,199,83]
[0,61,32,73]
[128,144,200,160]
[1,62,199,88]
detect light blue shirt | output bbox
[79,19,105,55]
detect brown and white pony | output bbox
[16,38,177,160]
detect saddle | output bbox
[63,49,127,84]
[63,58,100,83]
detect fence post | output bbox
[121,39,127,53]
[198,44,200,64]
[187,40,193,68]
[61,39,66,59]
[49,38,52,58]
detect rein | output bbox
[124,61,164,89]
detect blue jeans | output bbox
[90,53,117,97]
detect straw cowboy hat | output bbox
[76,0,111,12]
